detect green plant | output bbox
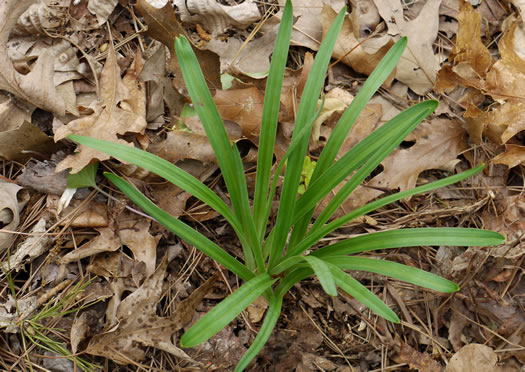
[68,2,504,370]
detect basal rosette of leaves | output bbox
[68,2,504,370]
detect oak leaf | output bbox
[54,47,147,173]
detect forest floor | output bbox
[0,0,524,371]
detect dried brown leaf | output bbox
[445,344,500,372]
[135,0,220,88]
[0,0,66,115]
[118,215,159,277]
[492,144,525,168]
[54,46,147,173]
[85,256,215,365]
[321,5,395,83]
[58,228,121,264]
[0,181,23,251]
[214,87,264,142]
[398,338,442,372]
[451,0,493,76]
[374,0,441,94]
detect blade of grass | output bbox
[328,264,400,322]
[181,273,276,347]
[268,7,346,270]
[235,295,283,371]
[312,228,506,257]
[288,37,408,248]
[253,0,293,237]
[105,172,253,281]
[287,165,486,258]
[68,136,242,234]
[325,256,459,293]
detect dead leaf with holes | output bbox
[117,212,159,277]
[321,5,395,83]
[0,0,66,115]
[85,256,216,365]
[0,181,24,251]
[54,46,147,173]
[373,0,441,95]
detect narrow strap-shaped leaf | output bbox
[303,256,337,296]
[325,256,459,293]
[289,37,408,248]
[262,96,326,243]
[235,295,283,371]
[253,0,293,236]
[104,173,253,281]
[175,36,260,270]
[328,264,400,322]
[268,7,346,270]
[312,228,505,258]
[287,164,486,258]
[181,273,276,347]
[312,100,438,230]
[68,135,242,234]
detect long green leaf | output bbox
[68,136,242,234]
[312,228,506,258]
[235,295,283,371]
[289,37,408,249]
[253,0,293,237]
[325,256,459,293]
[104,173,253,281]
[181,273,276,347]
[287,165,485,258]
[175,36,260,271]
[303,256,337,296]
[328,264,400,322]
[268,7,346,270]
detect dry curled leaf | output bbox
[54,46,147,173]
[0,181,24,251]
[492,144,525,168]
[0,0,66,115]
[175,0,260,36]
[321,5,395,83]
[1,218,51,272]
